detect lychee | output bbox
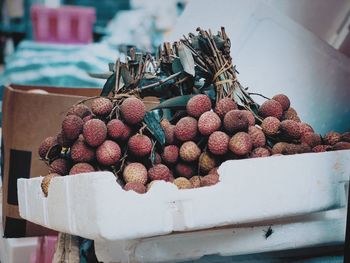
[160,119,171,128]
[323,131,341,145]
[312,145,332,152]
[280,120,301,140]
[161,145,179,164]
[333,142,350,151]
[96,140,121,166]
[107,119,126,140]
[154,153,162,165]
[190,176,201,188]
[224,110,249,133]
[123,163,148,185]
[258,100,283,120]
[83,119,107,147]
[198,111,221,135]
[242,110,256,126]
[163,124,175,145]
[128,134,152,157]
[214,98,237,118]
[175,162,195,179]
[271,142,288,155]
[229,132,253,156]
[148,164,170,181]
[272,94,290,111]
[173,177,192,189]
[67,104,91,119]
[261,117,280,136]
[120,97,146,124]
[201,173,219,187]
[300,132,321,148]
[299,122,314,135]
[91,97,113,116]
[83,115,93,123]
[208,131,230,155]
[124,182,146,194]
[186,94,212,118]
[179,141,201,162]
[282,107,300,122]
[69,163,95,175]
[38,136,58,159]
[70,140,95,162]
[174,117,198,141]
[41,173,60,197]
[120,124,132,141]
[199,152,217,174]
[62,115,84,140]
[56,131,74,147]
[250,147,270,158]
[248,126,266,148]
[208,167,219,175]
[49,158,70,175]
[282,144,299,155]
[296,143,312,154]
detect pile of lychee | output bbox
[39,94,350,196]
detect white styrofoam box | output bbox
[94,208,346,263]
[18,150,350,241]
[168,0,350,134]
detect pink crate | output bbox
[31,5,96,44]
[30,236,58,263]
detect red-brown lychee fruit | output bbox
[201,173,219,187]
[250,147,270,158]
[199,152,217,174]
[229,132,253,156]
[49,158,70,175]
[41,173,61,197]
[128,134,152,157]
[282,107,300,122]
[248,126,266,148]
[38,136,58,159]
[190,176,201,188]
[179,141,201,162]
[280,120,301,140]
[186,94,212,118]
[123,163,148,185]
[296,143,312,153]
[107,119,126,140]
[57,131,74,147]
[162,124,175,145]
[124,182,146,194]
[160,119,171,128]
[300,132,321,148]
[261,117,280,136]
[154,153,162,165]
[83,115,94,123]
[272,94,290,111]
[83,119,107,147]
[299,122,314,136]
[148,164,170,181]
[120,97,146,125]
[91,97,113,116]
[312,145,332,152]
[173,177,192,189]
[282,144,299,155]
[214,98,238,118]
[120,124,132,141]
[333,142,350,151]
[258,100,283,120]
[271,142,288,155]
[161,145,179,164]
[96,140,121,166]
[241,110,256,126]
[70,139,95,162]
[341,132,350,143]
[67,103,91,119]
[208,131,230,155]
[175,163,195,179]
[174,117,198,141]
[323,131,341,145]
[69,163,95,175]
[224,110,249,133]
[198,111,221,135]
[209,167,219,175]
[62,115,84,140]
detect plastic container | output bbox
[30,236,57,263]
[31,5,96,44]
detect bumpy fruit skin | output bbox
[341,132,350,143]
[261,117,280,136]
[199,152,217,174]
[190,176,201,188]
[299,122,314,135]
[62,115,84,140]
[67,104,91,118]
[201,173,219,187]
[250,147,270,158]
[333,142,350,151]
[282,144,299,155]
[148,164,170,181]
[174,117,198,141]
[301,132,321,148]
[49,158,70,175]
[229,132,253,156]
[173,177,192,189]
[162,145,179,164]
[180,141,201,162]
[128,134,152,157]
[41,173,60,197]
[209,167,219,175]
[208,131,230,155]
[154,153,162,165]
[124,182,146,194]
[296,143,312,154]
[107,119,126,140]
[96,140,121,166]
[271,142,288,155]
[248,126,266,148]
[120,97,146,125]
[198,111,221,135]
[282,107,300,122]
[186,94,212,118]
[312,145,332,152]
[241,110,256,126]
[272,94,290,111]
[83,119,107,147]
[224,110,249,134]
[57,131,74,147]
[70,140,95,162]
[280,120,301,140]
[175,163,195,179]
[69,163,95,175]
[323,131,341,145]
[214,98,237,118]
[258,100,283,120]
[91,97,113,116]
[123,163,148,185]
[163,124,175,145]
[38,136,58,159]
[120,124,132,141]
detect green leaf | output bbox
[154,95,195,110]
[178,43,195,76]
[172,58,183,74]
[144,112,165,147]
[120,65,133,87]
[88,72,113,79]
[100,73,116,96]
[150,140,157,165]
[108,63,115,72]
